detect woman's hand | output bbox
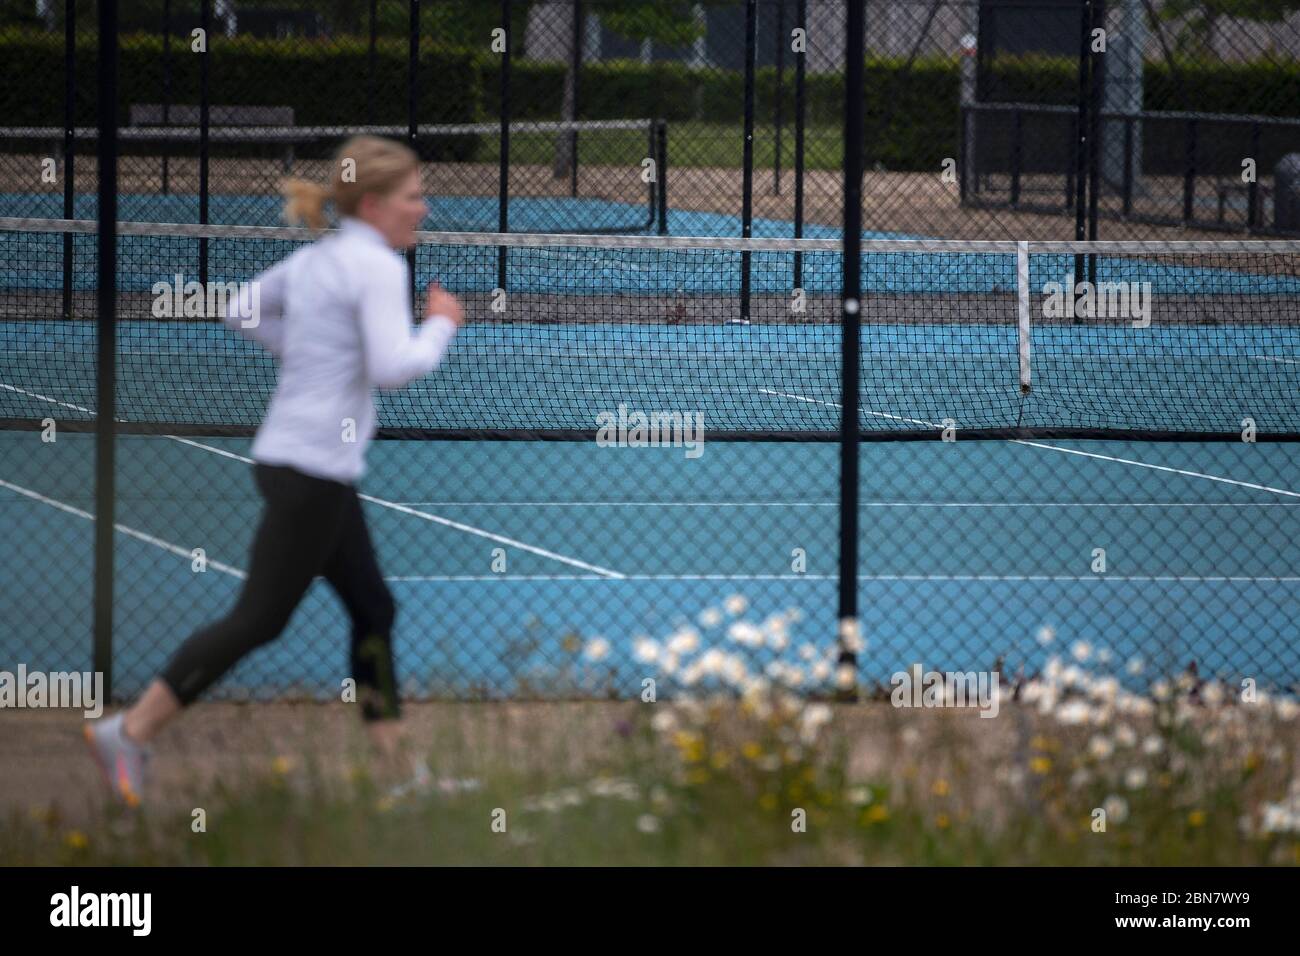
[424,282,465,327]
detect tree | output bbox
[599,1,716,49]
[551,2,731,179]
[1153,0,1300,56]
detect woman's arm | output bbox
[358,257,459,390]
[221,256,291,356]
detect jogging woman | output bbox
[85,136,464,806]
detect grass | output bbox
[5,682,1299,866]
[480,122,846,172]
[4,605,1296,866]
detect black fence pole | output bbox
[1072,0,1090,311]
[1248,122,1261,230]
[498,0,512,290]
[656,120,669,235]
[1065,112,1076,210]
[739,0,756,324]
[1182,118,1197,224]
[570,0,582,199]
[94,0,119,699]
[793,0,805,289]
[1121,116,1133,216]
[199,0,210,285]
[646,120,656,228]
[774,0,785,196]
[408,0,419,304]
[1010,108,1022,205]
[367,0,378,125]
[959,105,968,202]
[838,0,865,698]
[161,0,171,195]
[62,0,75,321]
[1086,0,1103,284]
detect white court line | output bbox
[3,475,1293,586]
[1251,355,1299,366]
[387,574,837,582]
[397,500,840,507]
[394,499,1297,508]
[862,574,1300,583]
[163,438,627,579]
[759,387,937,427]
[1010,440,1300,500]
[381,573,1300,583]
[759,387,1300,500]
[0,476,247,579]
[0,382,94,417]
[0,383,626,578]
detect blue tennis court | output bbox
[3,208,1299,697]
[3,430,1299,697]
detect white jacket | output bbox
[222,216,457,483]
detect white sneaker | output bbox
[84,713,150,808]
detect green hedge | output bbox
[1146,58,1300,117]
[4,27,1298,173]
[0,31,483,159]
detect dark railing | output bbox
[961,102,1300,235]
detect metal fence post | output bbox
[838,0,866,698]
[94,0,120,698]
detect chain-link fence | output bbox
[8,2,1295,238]
[2,1,1298,705]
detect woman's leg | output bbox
[126,465,353,743]
[319,489,405,758]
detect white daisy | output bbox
[1087,735,1114,760]
[727,621,764,647]
[633,637,659,663]
[1103,794,1129,824]
[667,627,700,656]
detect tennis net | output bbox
[2,217,1299,440]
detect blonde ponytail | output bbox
[280,178,331,230]
[280,136,418,232]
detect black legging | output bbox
[161,463,400,721]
